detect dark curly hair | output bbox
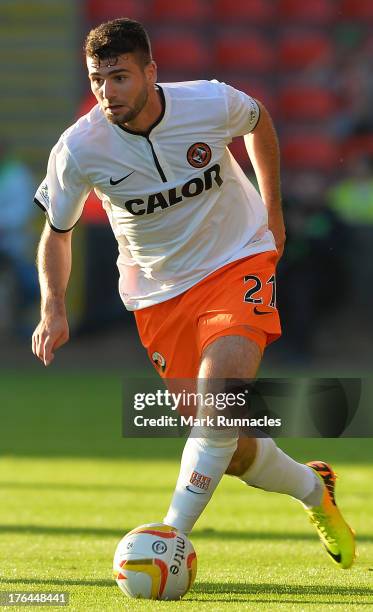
[84,18,152,67]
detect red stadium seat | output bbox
[215,35,275,72]
[151,0,210,21]
[279,0,337,23]
[215,0,276,23]
[340,0,373,20]
[282,134,339,170]
[278,86,337,120]
[342,135,373,161]
[152,35,209,71]
[87,0,148,22]
[279,34,334,70]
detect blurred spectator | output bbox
[0,139,37,336]
[328,155,373,318]
[277,171,345,362]
[332,29,373,139]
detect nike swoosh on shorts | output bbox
[253,306,272,315]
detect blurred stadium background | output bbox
[1,0,373,371]
[1,5,372,605]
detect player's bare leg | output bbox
[164,333,262,533]
[198,334,261,474]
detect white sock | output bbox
[240,438,323,507]
[163,432,238,534]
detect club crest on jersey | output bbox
[187,143,212,168]
[152,351,166,372]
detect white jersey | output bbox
[35,80,276,310]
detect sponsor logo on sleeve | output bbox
[40,183,50,205]
[248,100,259,129]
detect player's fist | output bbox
[32,314,69,367]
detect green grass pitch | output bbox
[0,371,372,610]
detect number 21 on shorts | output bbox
[243,274,276,308]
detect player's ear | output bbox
[145,60,157,85]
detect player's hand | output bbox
[32,314,69,367]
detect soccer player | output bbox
[32,19,355,569]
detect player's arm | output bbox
[32,223,72,366]
[32,137,91,365]
[244,101,285,258]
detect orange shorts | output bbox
[134,250,281,379]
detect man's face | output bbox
[87,53,156,126]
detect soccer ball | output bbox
[113,523,197,600]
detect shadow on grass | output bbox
[193,582,373,597]
[0,577,114,588]
[189,601,372,606]
[0,525,127,538]
[0,578,372,605]
[192,527,373,543]
[1,524,372,543]
[0,482,162,493]
[187,582,373,604]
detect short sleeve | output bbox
[34,139,91,232]
[223,83,260,138]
